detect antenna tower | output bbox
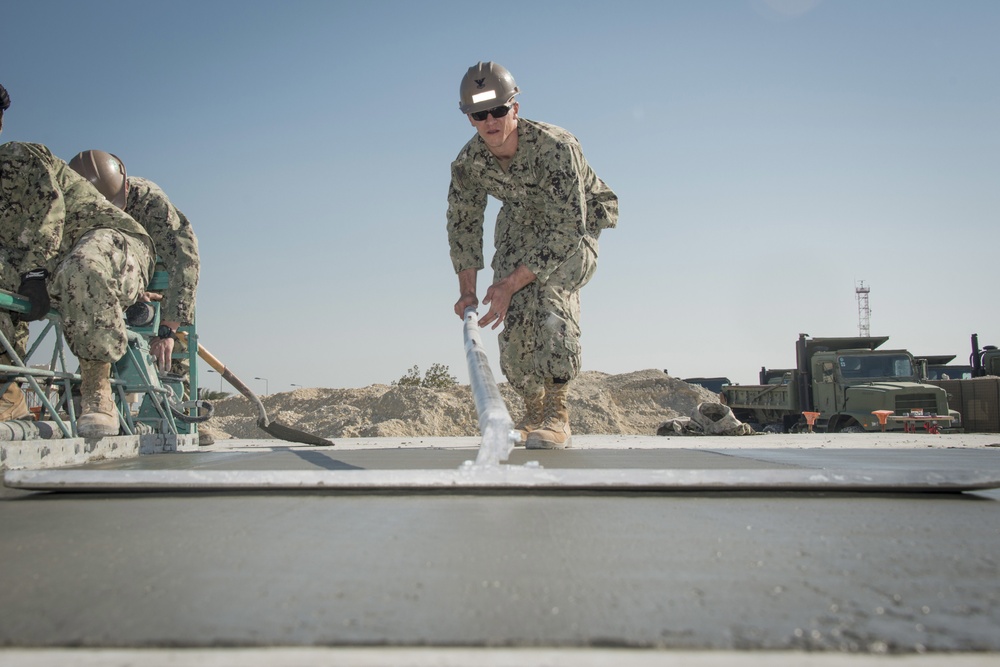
[856,280,870,336]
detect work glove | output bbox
[17,268,51,321]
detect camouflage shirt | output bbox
[0,141,154,277]
[447,118,618,282]
[125,177,200,324]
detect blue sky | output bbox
[3,0,998,393]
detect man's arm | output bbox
[447,155,488,319]
[129,179,200,325]
[454,268,479,318]
[0,144,66,275]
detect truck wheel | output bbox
[840,424,865,434]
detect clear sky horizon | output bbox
[3,0,998,394]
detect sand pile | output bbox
[201,369,721,441]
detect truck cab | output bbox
[809,347,956,432]
[914,354,974,381]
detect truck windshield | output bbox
[838,354,914,380]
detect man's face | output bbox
[468,101,518,151]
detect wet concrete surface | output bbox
[1,437,999,655]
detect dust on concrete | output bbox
[202,369,721,442]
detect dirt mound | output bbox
[201,369,721,441]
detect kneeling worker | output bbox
[0,142,154,436]
[69,151,200,377]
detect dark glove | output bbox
[17,268,51,321]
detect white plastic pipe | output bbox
[463,307,517,465]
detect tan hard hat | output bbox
[69,150,128,209]
[459,61,519,114]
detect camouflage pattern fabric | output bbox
[0,141,154,362]
[49,229,152,363]
[0,142,153,277]
[447,118,617,280]
[170,337,191,401]
[446,118,617,389]
[125,176,200,325]
[0,248,29,364]
[498,235,596,392]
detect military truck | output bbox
[923,334,1000,433]
[722,334,960,433]
[915,354,974,381]
[916,335,1000,380]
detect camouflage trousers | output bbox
[0,248,28,365]
[496,237,598,396]
[1,229,151,366]
[51,229,152,363]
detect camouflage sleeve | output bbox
[159,208,200,324]
[521,141,590,283]
[587,178,619,237]
[446,159,487,274]
[0,143,66,275]
[127,179,200,324]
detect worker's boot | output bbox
[77,360,119,438]
[0,382,32,421]
[526,379,572,449]
[513,388,546,447]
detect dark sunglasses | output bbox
[470,103,513,122]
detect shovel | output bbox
[177,332,333,446]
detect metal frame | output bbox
[1,275,199,440]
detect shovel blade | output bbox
[261,420,334,447]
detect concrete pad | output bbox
[2,434,999,655]
[7,447,1000,492]
[1,647,999,667]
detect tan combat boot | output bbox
[1,381,32,421]
[513,388,545,446]
[77,360,119,438]
[525,379,572,449]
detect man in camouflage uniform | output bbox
[0,141,154,436]
[69,151,200,375]
[0,81,28,421]
[447,62,618,449]
[70,150,206,443]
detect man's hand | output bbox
[150,319,181,372]
[149,336,174,372]
[479,265,536,330]
[454,292,479,318]
[17,269,50,321]
[454,268,479,318]
[479,284,512,329]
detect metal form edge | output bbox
[5,467,1000,492]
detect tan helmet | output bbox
[68,150,128,209]
[459,61,519,114]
